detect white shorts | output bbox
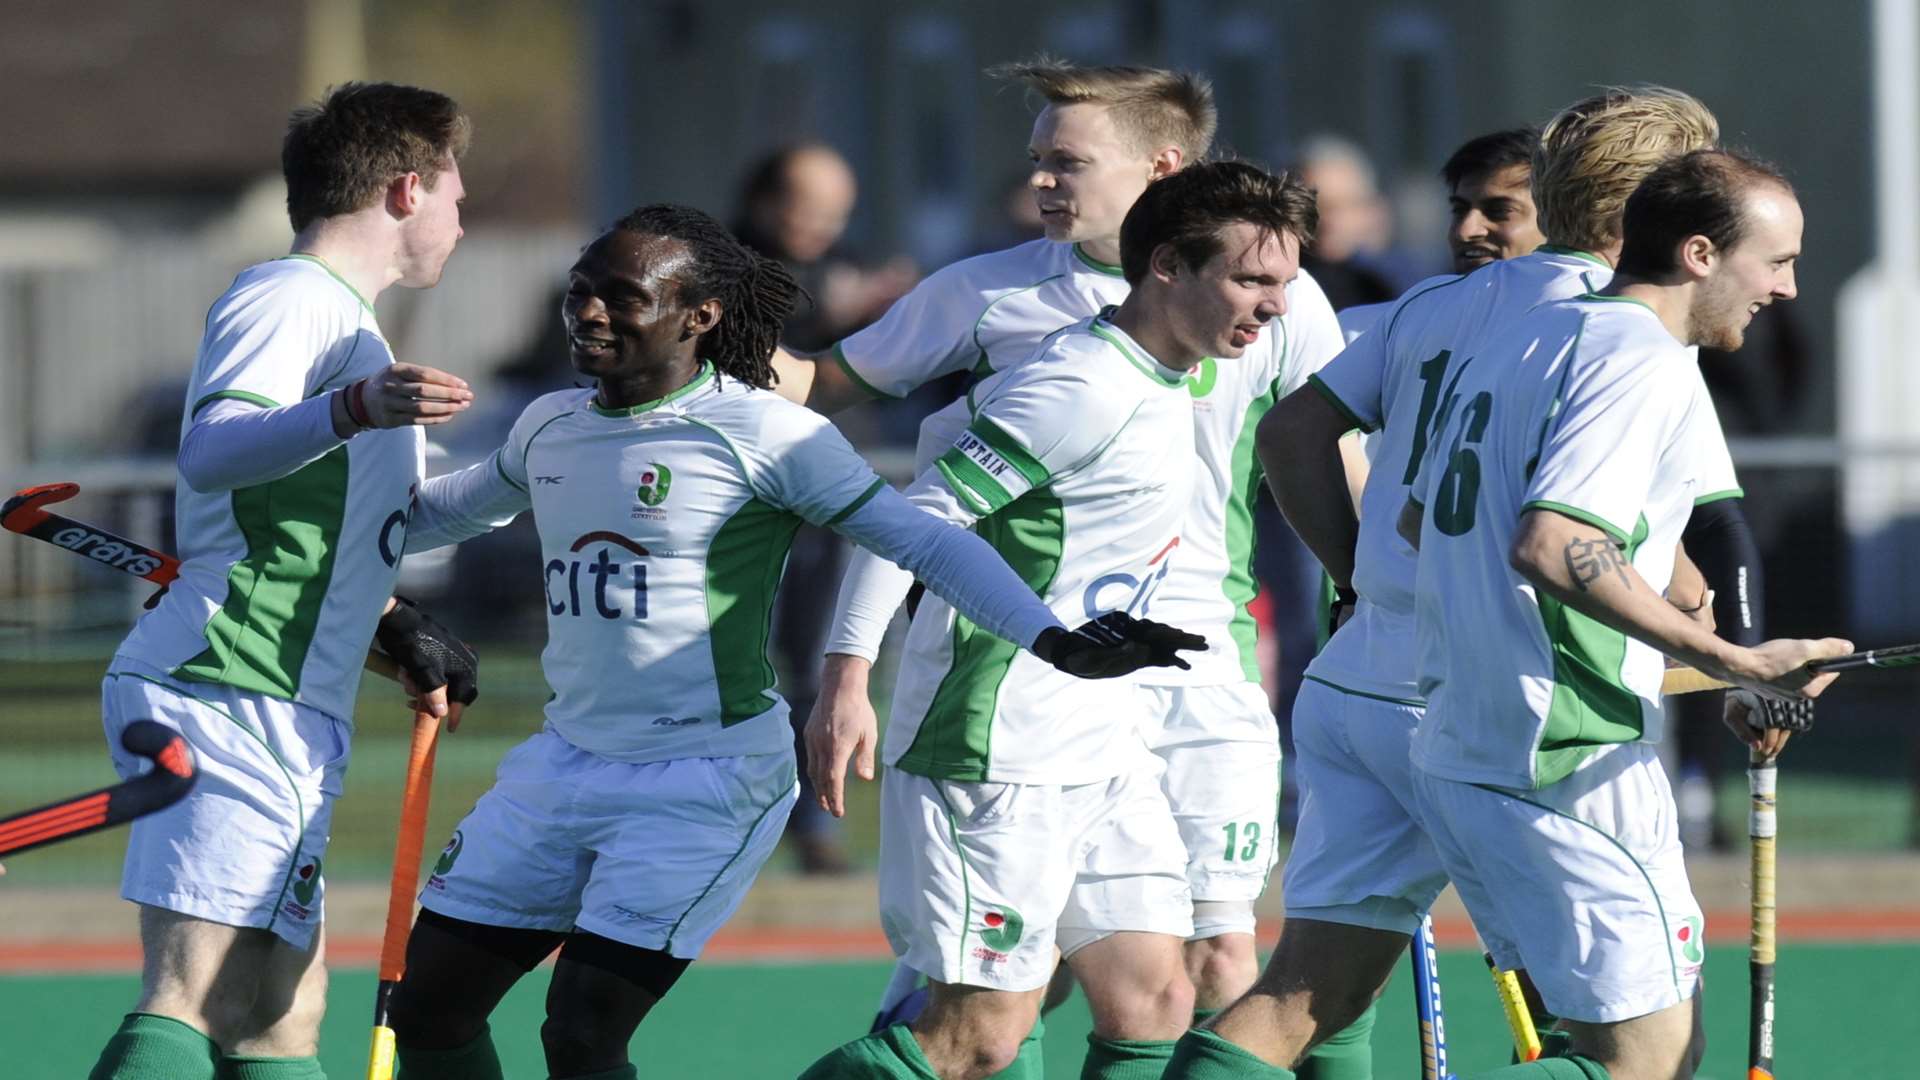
[878,759,1193,992]
[102,658,348,949]
[1412,742,1705,1023]
[1139,682,1280,905]
[419,727,797,960]
[1281,678,1447,935]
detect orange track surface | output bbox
[5,909,1917,973]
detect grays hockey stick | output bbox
[0,720,196,857]
[4,481,403,682]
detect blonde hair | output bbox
[990,55,1217,163]
[1533,86,1720,253]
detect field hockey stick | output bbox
[1661,641,1920,695]
[1411,913,1453,1080]
[1748,746,1779,1079]
[0,720,196,857]
[366,706,442,1080]
[4,481,404,683]
[1484,954,1542,1062]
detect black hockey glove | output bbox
[1034,611,1207,680]
[374,596,479,706]
[1732,689,1815,733]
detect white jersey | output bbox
[868,240,1344,688]
[1138,272,1344,686]
[483,369,916,763]
[834,239,1131,398]
[1306,248,1739,702]
[1409,295,1729,789]
[884,314,1195,785]
[118,256,422,723]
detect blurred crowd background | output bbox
[1,0,1916,889]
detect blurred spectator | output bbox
[967,167,1049,256]
[735,142,917,875]
[1291,135,1400,311]
[734,141,916,352]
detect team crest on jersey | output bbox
[636,463,673,506]
[1187,357,1219,399]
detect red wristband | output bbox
[345,379,373,429]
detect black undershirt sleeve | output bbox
[1681,496,1764,647]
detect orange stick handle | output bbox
[367,708,441,1080]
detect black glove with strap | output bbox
[1733,689,1814,732]
[1034,611,1207,680]
[374,596,479,706]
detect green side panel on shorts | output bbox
[1222,377,1283,683]
[705,496,804,725]
[1532,513,1651,787]
[175,446,350,699]
[897,489,1065,781]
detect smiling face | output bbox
[1687,184,1801,351]
[1448,162,1544,273]
[1156,221,1299,361]
[1027,103,1160,247]
[562,229,717,389]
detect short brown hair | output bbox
[991,56,1216,163]
[1614,149,1794,278]
[1118,160,1316,285]
[1533,86,1719,254]
[282,82,471,232]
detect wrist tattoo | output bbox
[1564,536,1631,592]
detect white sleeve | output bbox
[830,259,987,399]
[406,451,532,552]
[1684,364,1743,503]
[176,396,347,493]
[191,272,367,415]
[929,363,1119,515]
[825,476,1065,661]
[1308,327,1390,434]
[1522,348,1695,541]
[1274,270,1347,396]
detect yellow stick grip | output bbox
[1492,966,1542,1062]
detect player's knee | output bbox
[1090,967,1195,1039]
[388,970,486,1049]
[1185,929,1258,1004]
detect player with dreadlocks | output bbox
[380,204,1203,1080]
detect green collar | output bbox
[591,361,715,416]
[1072,243,1125,277]
[1536,244,1610,267]
[281,253,376,314]
[1088,314,1187,388]
[1577,291,1657,315]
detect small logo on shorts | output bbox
[286,857,320,907]
[980,907,1024,951]
[434,831,464,876]
[1676,916,1704,965]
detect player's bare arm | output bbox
[1510,507,1850,703]
[1667,541,1715,632]
[769,344,875,412]
[1257,386,1360,588]
[806,654,877,817]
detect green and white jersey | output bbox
[884,314,1195,784]
[1137,270,1344,686]
[119,256,422,723]
[1307,250,1739,702]
[491,368,896,763]
[833,238,1130,397]
[1408,296,1727,789]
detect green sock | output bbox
[217,1057,325,1079]
[1163,1029,1296,1079]
[89,1012,220,1080]
[1192,1008,1221,1026]
[1465,1056,1610,1079]
[549,1067,637,1080]
[986,1013,1046,1079]
[1295,1001,1375,1080]
[796,1024,941,1080]
[1079,1034,1177,1079]
[397,1026,504,1080]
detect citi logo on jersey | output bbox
[1081,536,1179,620]
[547,531,650,619]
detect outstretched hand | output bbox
[1036,611,1207,679]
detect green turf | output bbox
[2,943,1911,1078]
